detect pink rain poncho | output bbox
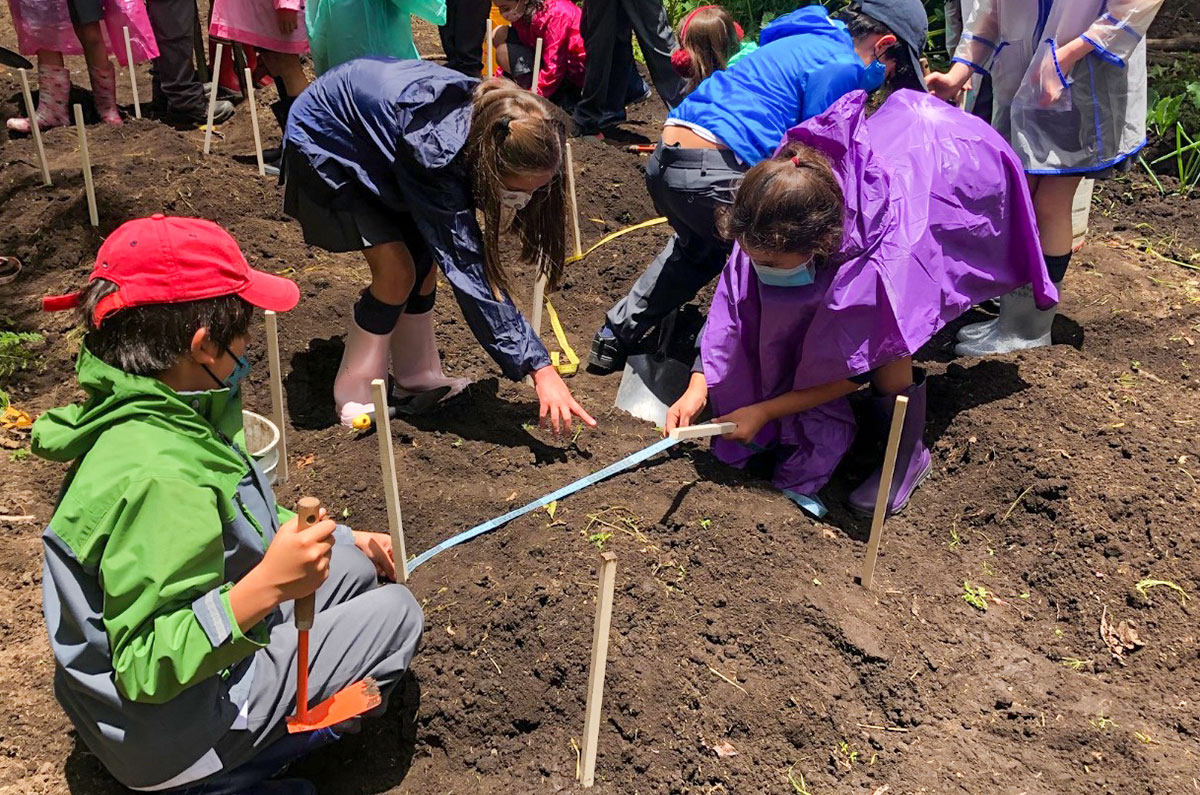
[701,89,1055,497]
[211,0,308,54]
[8,0,158,65]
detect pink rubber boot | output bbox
[390,310,470,401]
[7,63,71,133]
[89,62,123,125]
[334,319,393,428]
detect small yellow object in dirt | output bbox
[545,500,557,519]
[2,406,33,429]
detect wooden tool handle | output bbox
[294,497,320,631]
[668,422,737,441]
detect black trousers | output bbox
[573,0,683,133]
[146,0,205,114]
[439,0,492,76]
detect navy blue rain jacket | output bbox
[284,57,551,381]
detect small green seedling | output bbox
[1090,712,1118,732]
[452,438,464,448]
[1061,658,1092,671]
[948,526,962,550]
[787,767,815,795]
[698,517,712,531]
[963,582,989,611]
[587,531,612,549]
[1134,731,1158,745]
[9,448,29,462]
[1134,578,1190,604]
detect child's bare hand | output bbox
[258,511,336,602]
[714,404,768,445]
[276,8,298,34]
[533,365,596,436]
[664,387,707,436]
[352,530,396,581]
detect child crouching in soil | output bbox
[34,215,423,794]
[666,90,1056,518]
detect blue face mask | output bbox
[861,57,886,91]
[204,348,251,396]
[752,257,816,288]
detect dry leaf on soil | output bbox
[711,740,738,758]
[1100,605,1144,664]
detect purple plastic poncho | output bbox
[700,89,1055,496]
[9,0,159,65]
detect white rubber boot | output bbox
[334,320,393,428]
[390,309,470,401]
[954,283,1059,357]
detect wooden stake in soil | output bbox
[74,105,99,227]
[122,27,141,119]
[579,550,617,788]
[530,274,546,337]
[370,378,408,583]
[244,67,265,176]
[485,19,494,78]
[531,36,543,95]
[203,42,224,155]
[264,311,289,483]
[860,394,909,590]
[565,141,583,258]
[18,69,51,186]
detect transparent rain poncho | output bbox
[953,0,1165,174]
[305,0,446,74]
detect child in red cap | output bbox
[33,215,424,794]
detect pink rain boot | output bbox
[390,310,471,401]
[89,62,123,126]
[334,319,393,428]
[7,63,71,133]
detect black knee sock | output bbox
[1045,253,1071,283]
[404,287,436,314]
[354,289,405,334]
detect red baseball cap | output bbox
[43,214,300,327]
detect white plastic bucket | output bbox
[1071,178,1095,252]
[243,410,280,486]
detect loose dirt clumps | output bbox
[1,18,1198,795]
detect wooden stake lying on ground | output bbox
[579,550,617,787]
[565,141,583,258]
[860,394,909,589]
[264,311,288,483]
[531,37,543,95]
[486,19,494,78]
[122,27,141,119]
[73,105,98,227]
[203,42,223,155]
[244,67,265,176]
[370,378,408,583]
[18,69,51,186]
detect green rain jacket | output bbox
[34,345,294,789]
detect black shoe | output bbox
[163,99,235,128]
[587,330,626,374]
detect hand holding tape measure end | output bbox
[667,422,737,441]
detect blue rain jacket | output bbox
[284,57,551,381]
[667,6,873,165]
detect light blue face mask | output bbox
[752,256,816,288]
[861,57,887,91]
[204,348,251,397]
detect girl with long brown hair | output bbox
[669,5,756,96]
[283,58,594,433]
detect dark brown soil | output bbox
[2,17,1199,795]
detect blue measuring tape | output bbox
[407,436,682,573]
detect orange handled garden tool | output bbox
[286,497,381,733]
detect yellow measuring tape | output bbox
[539,216,669,375]
[544,298,579,375]
[565,217,668,264]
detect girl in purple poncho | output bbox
[664,89,1055,519]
